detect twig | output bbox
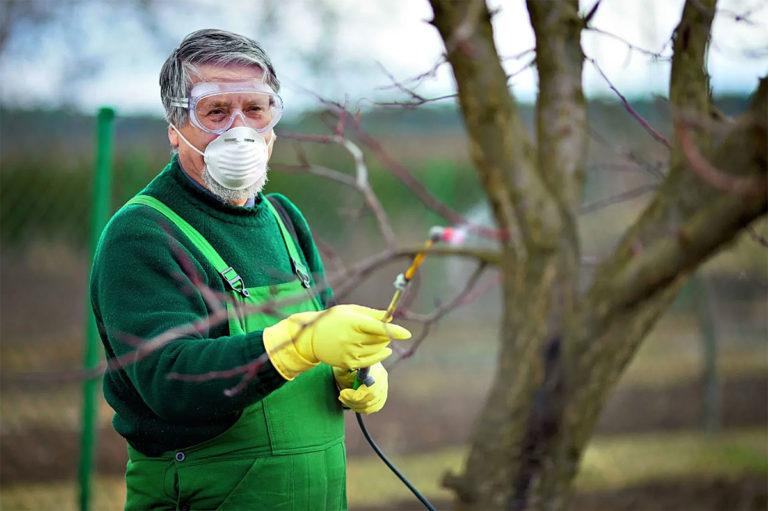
[278,131,397,247]
[377,55,448,91]
[587,127,667,181]
[388,262,489,369]
[580,184,659,214]
[585,27,672,60]
[587,57,672,149]
[376,93,458,109]
[501,48,535,62]
[376,60,428,103]
[345,113,506,240]
[582,0,602,25]
[675,119,768,197]
[747,225,768,247]
[281,87,506,240]
[314,236,348,275]
[506,56,536,83]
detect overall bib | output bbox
[121,195,346,511]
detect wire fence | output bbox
[0,110,169,511]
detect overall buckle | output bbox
[292,259,311,289]
[219,267,250,298]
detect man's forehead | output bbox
[191,63,264,84]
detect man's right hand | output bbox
[263,304,411,380]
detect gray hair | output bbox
[160,29,280,127]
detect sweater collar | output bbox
[168,155,266,219]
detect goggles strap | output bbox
[170,124,205,157]
[169,97,188,108]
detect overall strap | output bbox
[262,197,312,289]
[125,195,250,298]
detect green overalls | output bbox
[121,195,346,511]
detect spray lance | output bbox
[351,226,458,511]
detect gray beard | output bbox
[202,167,268,205]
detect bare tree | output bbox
[86,1,763,506]
[424,0,766,509]
[6,2,763,509]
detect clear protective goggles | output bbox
[169,80,283,135]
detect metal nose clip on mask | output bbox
[172,125,273,191]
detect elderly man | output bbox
[90,29,410,510]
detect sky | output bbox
[0,0,766,118]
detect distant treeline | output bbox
[0,95,751,159]
[0,95,752,250]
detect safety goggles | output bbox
[169,81,283,135]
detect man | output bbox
[90,29,410,510]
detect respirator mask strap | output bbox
[170,124,205,157]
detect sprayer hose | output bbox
[355,412,438,511]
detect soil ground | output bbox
[2,375,766,510]
[361,475,768,511]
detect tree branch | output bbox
[278,131,397,247]
[608,186,766,311]
[585,27,672,61]
[583,75,766,339]
[670,0,716,166]
[430,0,559,255]
[579,184,659,214]
[587,57,672,149]
[676,118,767,197]
[389,262,489,368]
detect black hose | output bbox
[355,412,438,511]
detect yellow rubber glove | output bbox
[263,304,411,380]
[334,363,389,414]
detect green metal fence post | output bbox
[690,273,721,433]
[78,106,116,511]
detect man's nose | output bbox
[230,111,248,128]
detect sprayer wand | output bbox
[354,226,448,388]
[350,226,454,511]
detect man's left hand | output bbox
[333,363,388,414]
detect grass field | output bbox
[1,429,765,510]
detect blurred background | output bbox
[1,0,766,510]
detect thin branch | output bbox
[328,244,501,304]
[164,244,499,393]
[336,135,397,247]
[346,113,506,241]
[376,60,428,103]
[747,225,768,247]
[377,55,448,91]
[281,84,506,241]
[314,236,348,275]
[582,0,602,25]
[279,131,397,247]
[676,119,768,197]
[579,184,659,214]
[389,262,489,368]
[376,93,458,109]
[501,47,536,62]
[587,57,672,149]
[609,189,767,311]
[506,56,536,84]
[164,225,226,315]
[585,27,672,60]
[588,127,667,181]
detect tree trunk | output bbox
[430,0,766,509]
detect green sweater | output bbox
[90,156,332,456]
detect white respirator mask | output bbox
[172,124,274,191]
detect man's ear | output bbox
[168,125,179,149]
